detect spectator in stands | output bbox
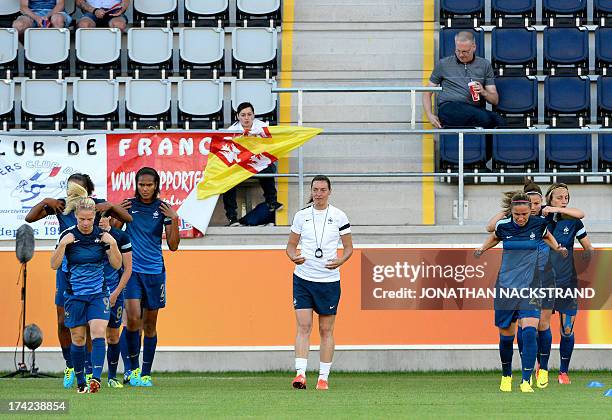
[12,0,72,42]
[423,31,504,129]
[223,102,283,227]
[76,0,129,32]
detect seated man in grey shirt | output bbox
[423,31,505,129]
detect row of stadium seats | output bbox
[0,0,281,28]
[0,27,278,79]
[441,0,612,27]
[440,27,612,76]
[0,78,277,131]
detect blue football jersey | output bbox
[58,225,109,296]
[125,198,172,274]
[549,218,587,287]
[103,227,132,291]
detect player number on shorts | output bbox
[160,284,166,302]
[103,297,110,311]
[116,306,123,321]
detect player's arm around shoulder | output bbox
[160,201,180,251]
[51,230,74,269]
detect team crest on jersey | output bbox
[328,217,333,224]
[563,226,570,234]
[529,232,536,240]
[153,210,159,218]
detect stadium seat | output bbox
[545,76,590,127]
[133,0,178,27]
[599,134,612,169]
[126,79,172,130]
[439,134,487,169]
[0,28,18,79]
[492,134,538,169]
[594,0,612,26]
[543,27,588,75]
[178,79,224,129]
[0,79,15,130]
[185,0,229,27]
[597,76,612,126]
[21,79,67,130]
[542,0,587,26]
[440,0,484,28]
[128,28,173,79]
[439,28,484,58]
[24,28,70,79]
[232,28,278,79]
[491,0,536,27]
[237,0,281,27]
[76,28,122,79]
[0,0,20,28]
[179,27,225,79]
[493,77,538,126]
[491,28,536,76]
[231,79,278,125]
[545,134,591,169]
[73,79,119,130]
[595,27,612,75]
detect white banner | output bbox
[0,134,107,240]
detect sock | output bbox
[295,358,307,377]
[141,335,158,377]
[499,334,514,377]
[61,346,73,369]
[70,344,86,387]
[85,349,92,375]
[516,325,524,358]
[559,334,575,373]
[521,327,537,383]
[318,362,332,381]
[107,343,120,380]
[119,328,131,372]
[91,337,106,381]
[538,328,552,371]
[126,329,140,371]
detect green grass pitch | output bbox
[0,371,610,418]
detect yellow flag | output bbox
[196,126,322,200]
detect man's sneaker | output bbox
[86,373,93,383]
[89,378,101,394]
[76,384,89,394]
[499,375,512,392]
[108,378,124,388]
[123,370,132,384]
[63,367,75,388]
[267,201,283,212]
[519,380,534,393]
[226,219,240,227]
[316,378,329,390]
[292,374,306,389]
[129,368,141,386]
[140,375,153,387]
[536,369,549,389]
[558,372,571,385]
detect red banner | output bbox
[106,133,211,237]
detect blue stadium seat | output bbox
[494,77,538,126]
[597,76,612,126]
[491,0,536,27]
[439,134,487,169]
[595,27,612,75]
[543,27,588,75]
[440,0,484,27]
[545,76,590,127]
[545,134,591,168]
[542,0,586,26]
[491,28,536,76]
[594,0,612,26]
[439,28,484,59]
[492,134,538,169]
[599,134,612,168]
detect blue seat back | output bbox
[543,0,586,13]
[495,77,538,113]
[440,28,484,59]
[599,134,612,164]
[545,76,590,113]
[493,134,538,165]
[545,134,591,164]
[439,134,486,165]
[595,28,612,64]
[595,0,612,13]
[544,28,588,64]
[441,0,484,14]
[492,0,535,13]
[492,28,536,64]
[597,76,612,112]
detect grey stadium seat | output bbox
[178,79,224,129]
[237,0,281,27]
[76,28,122,79]
[0,79,15,130]
[126,79,172,129]
[24,28,70,79]
[179,27,224,78]
[73,79,119,130]
[21,79,67,130]
[133,0,178,27]
[128,27,173,78]
[0,0,20,27]
[0,28,18,79]
[231,79,278,125]
[232,27,278,79]
[185,0,229,27]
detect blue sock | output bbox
[559,334,574,373]
[70,344,86,387]
[85,349,92,375]
[119,328,131,372]
[516,325,524,358]
[61,346,73,369]
[91,338,106,381]
[141,335,158,377]
[499,334,514,377]
[126,329,141,370]
[538,328,552,370]
[521,326,537,382]
[107,343,120,380]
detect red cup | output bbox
[468,81,480,102]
